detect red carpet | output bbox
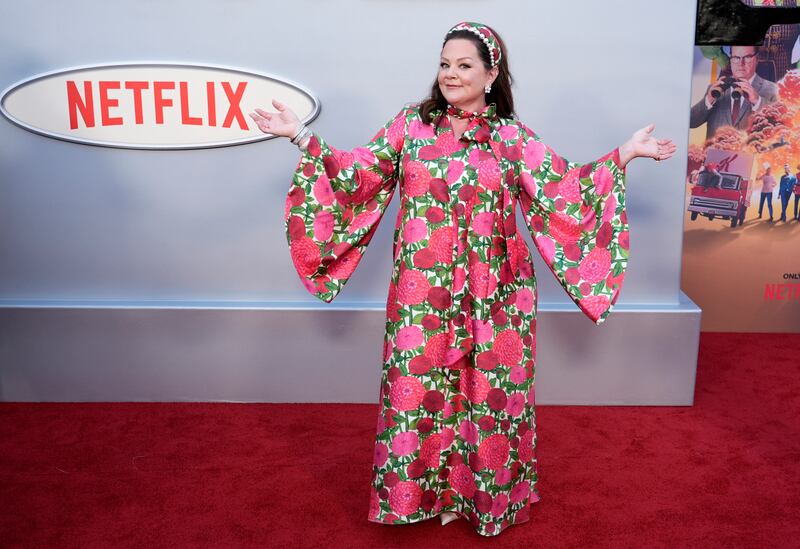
[1,332,799,548]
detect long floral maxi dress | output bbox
[284,102,629,537]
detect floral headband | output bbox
[446,21,502,67]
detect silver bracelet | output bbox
[290,123,309,144]
[297,132,311,151]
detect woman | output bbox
[250,21,675,537]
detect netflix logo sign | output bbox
[0,62,319,149]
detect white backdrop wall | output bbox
[0,0,701,403]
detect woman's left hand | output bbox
[618,124,677,167]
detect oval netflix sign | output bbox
[0,62,320,149]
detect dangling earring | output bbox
[484,83,492,94]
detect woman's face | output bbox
[438,38,498,111]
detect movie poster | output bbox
[683,0,800,332]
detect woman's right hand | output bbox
[249,99,301,138]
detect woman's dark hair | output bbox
[420,25,515,126]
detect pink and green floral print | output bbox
[284,101,628,537]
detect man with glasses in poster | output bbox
[690,45,779,140]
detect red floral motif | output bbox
[290,237,320,277]
[578,247,612,284]
[389,376,425,411]
[494,329,523,366]
[548,212,583,244]
[397,269,431,304]
[404,161,432,197]
[428,226,455,264]
[450,463,477,498]
[478,158,501,191]
[424,332,449,366]
[478,434,511,470]
[389,481,423,516]
[328,247,362,280]
[579,294,611,321]
[461,368,491,404]
[420,434,442,467]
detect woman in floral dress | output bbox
[250,21,676,537]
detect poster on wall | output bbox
[683,0,800,332]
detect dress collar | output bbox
[446,102,498,121]
[442,103,498,143]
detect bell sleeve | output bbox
[284,107,408,303]
[515,123,629,325]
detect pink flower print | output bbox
[313,210,334,242]
[312,175,335,206]
[290,237,321,277]
[472,212,496,236]
[510,481,530,504]
[510,366,527,385]
[409,119,435,139]
[402,217,427,244]
[579,294,610,322]
[428,226,454,264]
[468,261,497,299]
[404,161,432,197]
[472,318,494,344]
[397,269,431,305]
[515,288,534,314]
[519,172,538,198]
[450,464,476,498]
[620,230,630,250]
[328,247,362,280]
[351,169,383,204]
[593,164,613,195]
[602,194,617,223]
[418,145,443,160]
[436,131,461,155]
[389,376,425,411]
[468,148,493,167]
[348,209,381,234]
[446,160,465,184]
[420,434,442,467]
[495,468,512,486]
[518,430,534,462]
[534,235,555,264]
[459,419,479,445]
[424,332,449,366]
[389,481,423,516]
[548,212,583,244]
[524,139,545,171]
[391,430,419,457]
[352,146,376,167]
[478,434,510,470]
[498,125,517,140]
[386,113,406,151]
[369,487,381,519]
[452,266,466,293]
[491,493,509,518]
[445,347,465,365]
[461,368,490,404]
[396,325,424,351]
[559,170,581,203]
[441,427,455,448]
[374,442,389,467]
[334,149,354,169]
[478,158,501,191]
[506,392,525,416]
[578,247,612,284]
[494,329,523,366]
